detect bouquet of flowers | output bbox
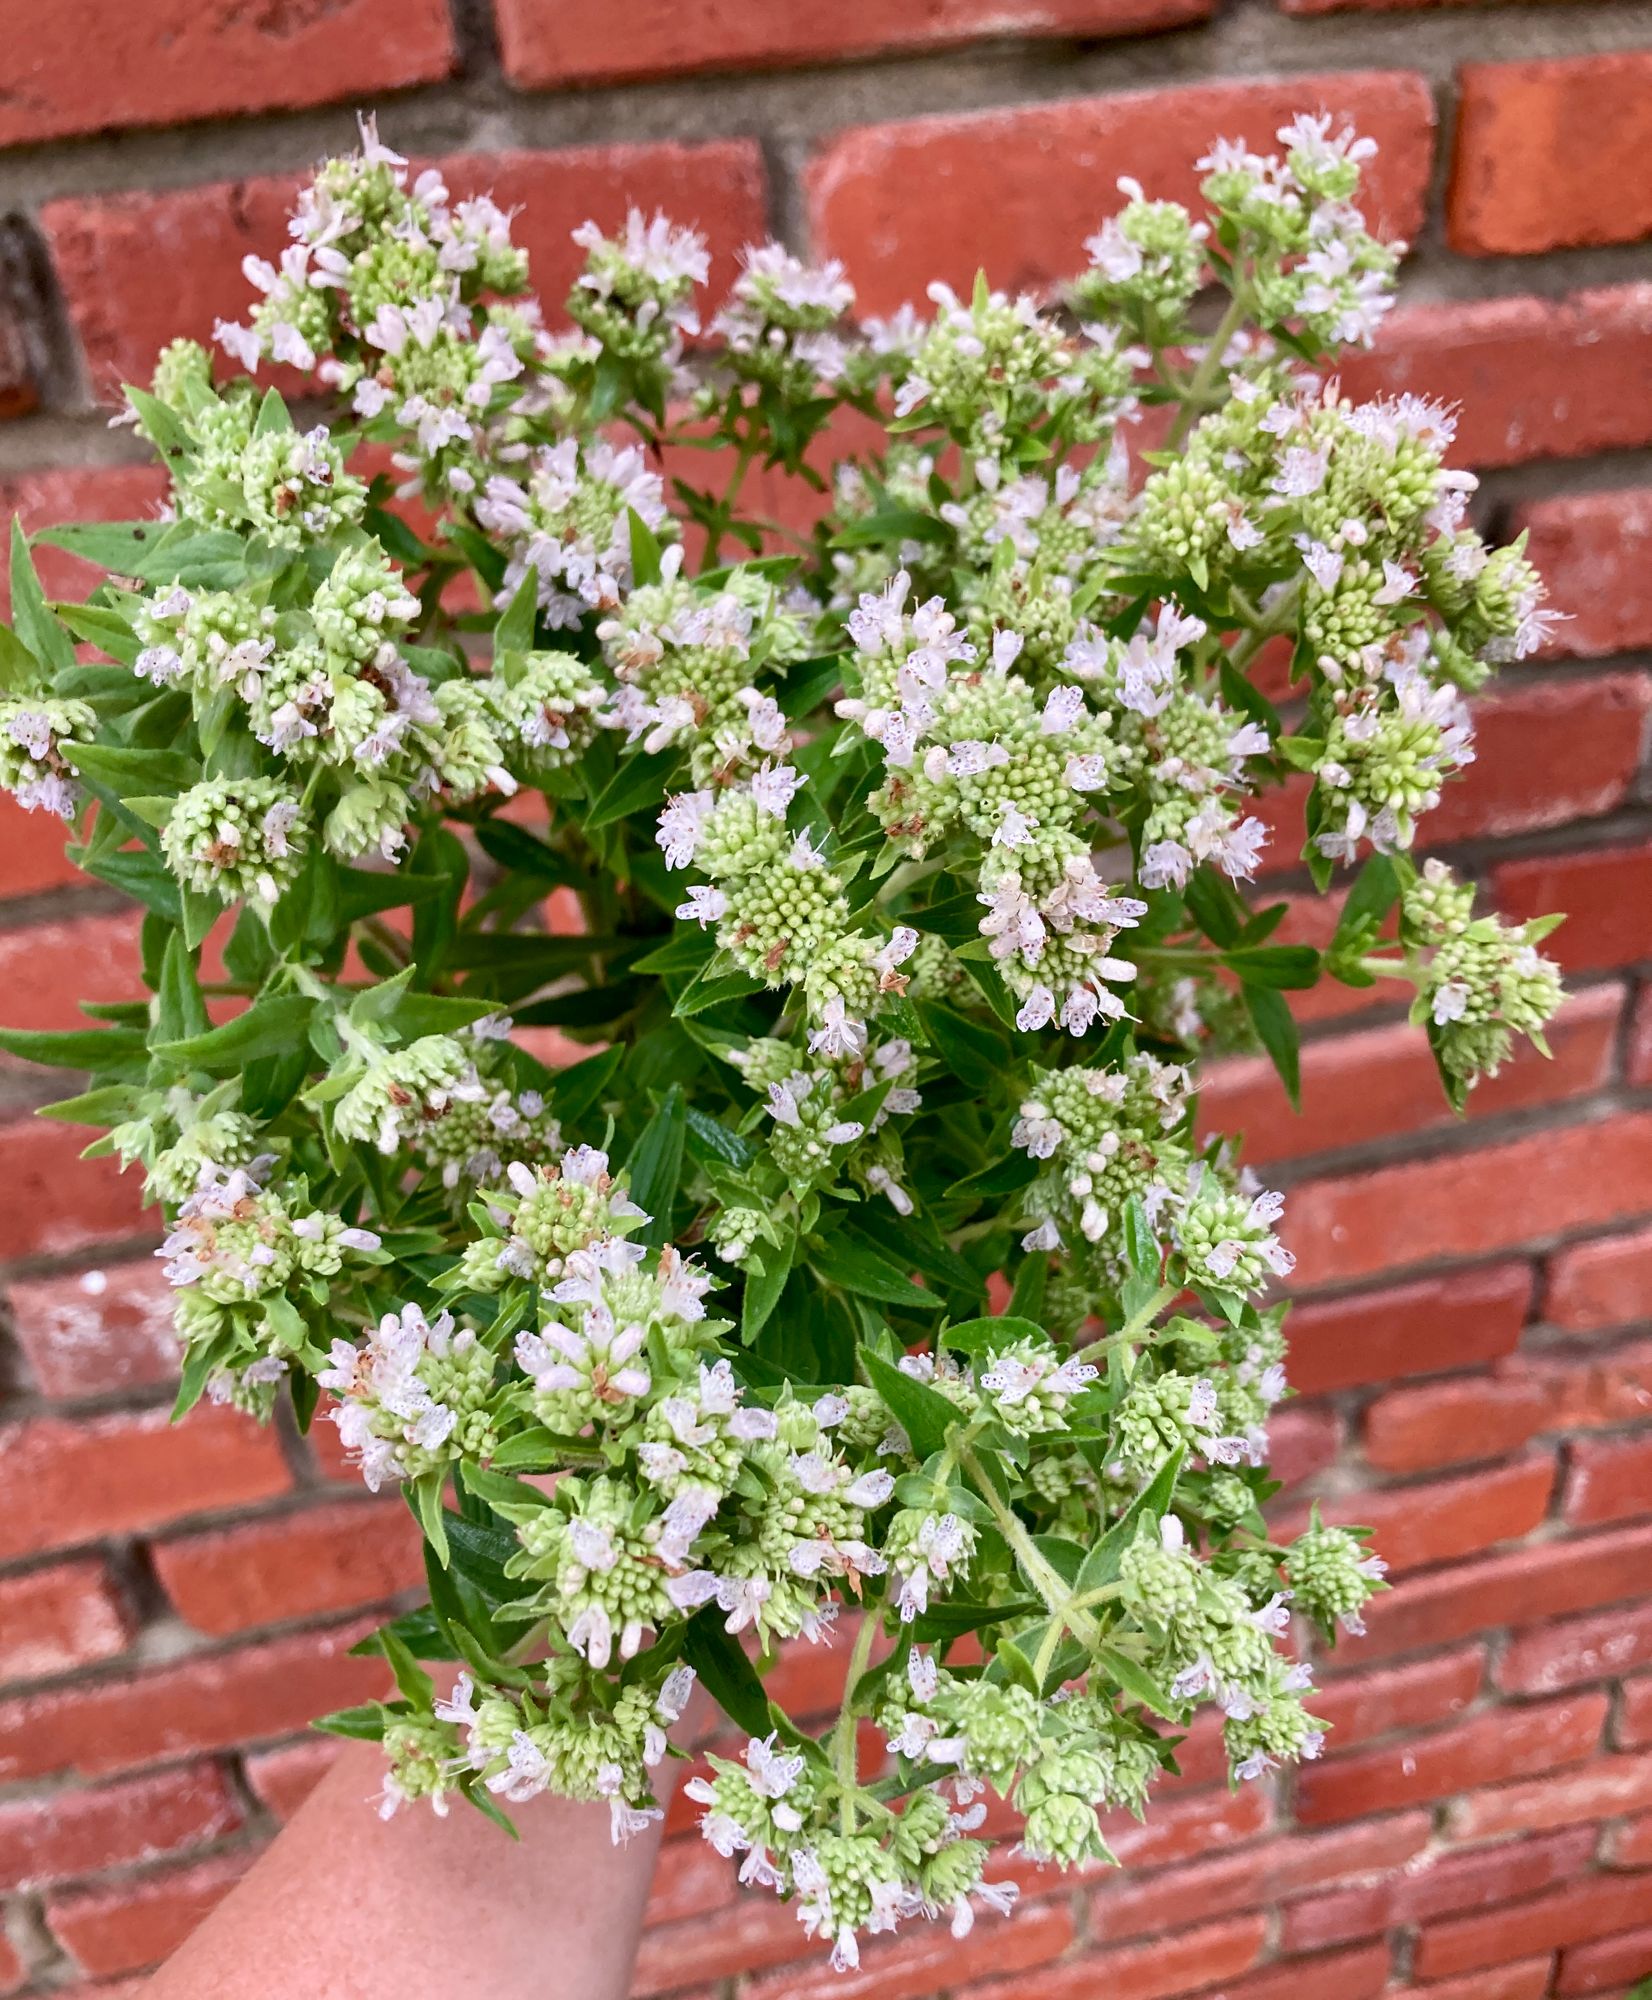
[0,111,1564,1970]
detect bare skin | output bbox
[145,1729,688,2000]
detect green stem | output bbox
[957,1442,1098,1649]
[1358,953,1420,986]
[1076,1282,1179,1366]
[834,1606,881,1833]
[702,434,758,569]
[1165,286,1251,452]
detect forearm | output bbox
[145,1737,669,2000]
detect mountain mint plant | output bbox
[1,113,1564,1970]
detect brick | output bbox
[807,74,1434,316]
[1088,1816,1433,1942]
[0,797,80,901]
[1624,1675,1652,1749]
[1255,678,1652,868]
[1416,1871,1652,1980]
[0,465,170,627]
[966,1913,1267,2000]
[1450,56,1652,257]
[0,1933,20,1993]
[740,1896,1072,2000]
[1337,1526,1652,1663]
[0,1403,289,1561]
[0,911,145,1075]
[1495,846,1652,975]
[1363,1376,1552,1475]
[1384,1960,1555,2000]
[0,1617,387,1781]
[1201,984,1620,1170]
[44,142,767,402]
[1310,1649,1484,1749]
[1608,1813,1652,1868]
[1548,1228,1652,1335]
[645,1833,742,1928]
[1192,1949,1392,2000]
[0,1763,241,1891]
[1268,1404,1343,1488]
[1285,1264,1532,1399]
[1295,1692,1605,1824]
[0,1558,132,1682]
[1525,1341,1652,1432]
[1283,1824,1596,1954]
[1633,988,1652,1090]
[0,1115,149,1262]
[0,0,453,146]
[1517,490,1652,661]
[1105,1779,1270,1870]
[5,1259,178,1399]
[1286,1113,1652,1291]
[1449,1753,1652,1843]
[46,1847,252,1978]
[1566,1435,1652,1528]
[153,1498,425,1636]
[1558,1921,1652,1993]
[628,1893,833,1995]
[497,0,1212,89]
[242,1737,339,1822]
[1340,287,1652,470]
[1278,1456,1554,1576]
[1501,1602,1652,1696]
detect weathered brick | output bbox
[1286,1113,1652,1291]
[5,1258,178,1399]
[0,1762,242,1891]
[1338,1525,1652,1663]
[807,74,1434,315]
[0,0,453,147]
[1516,490,1652,661]
[1276,1455,1554,1576]
[1295,1692,1606,1824]
[0,1617,386,1782]
[1450,55,1652,257]
[1416,1870,1652,1979]
[43,143,767,402]
[0,1115,149,1262]
[1547,1227,1652,1335]
[739,1896,1072,2000]
[0,1557,133,1683]
[1340,287,1652,470]
[1495,845,1652,975]
[1448,1753,1652,1843]
[1607,1812,1652,1868]
[1195,1948,1393,2000]
[1088,1816,1433,1941]
[1363,1375,1551,1475]
[1282,1824,1597,1954]
[46,1847,253,1978]
[0,464,170,627]
[1310,1650,1485,1751]
[965,1913,1267,2000]
[1377,1959,1554,2000]
[1558,1919,1652,1993]
[0,910,145,1069]
[0,1403,289,1561]
[1500,1602,1652,1696]
[1200,984,1620,1170]
[241,1736,339,1822]
[1284,1263,1532,1399]
[1565,1434,1652,1528]
[1524,1340,1652,1432]
[497,0,1212,89]
[153,1498,425,1636]
[1622,1674,1652,1750]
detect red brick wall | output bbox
[2,7,1652,1996]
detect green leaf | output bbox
[1076,1447,1184,1596]
[253,386,293,436]
[1094,1645,1182,1719]
[940,1314,1049,1357]
[494,567,540,662]
[156,933,211,1045]
[314,1703,389,1742]
[858,1342,955,1459]
[811,1237,942,1311]
[741,1227,794,1343]
[547,1044,624,1125]
[1242,983,1300,1109]
[69,743,199,796]
[1184,866,1248,949]
[628,1084,686,1250]
[912,1596,1041,1642]
[1221,944,1320,991]
[917,1002,1009,1092]
[472,820,582,888]
[0,622,40,694]
[407,1469,451,1568]
[34,519,176,573]
[584,746,680,831]
[157,992,317,1071]
[0,1025,149,1081]
[628,506,664,589]
[683,1105,755,1171]
[1331,853,1400,954]
[828,507,951,551]
[682,1605,771,1738]
[12,520,74,674]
